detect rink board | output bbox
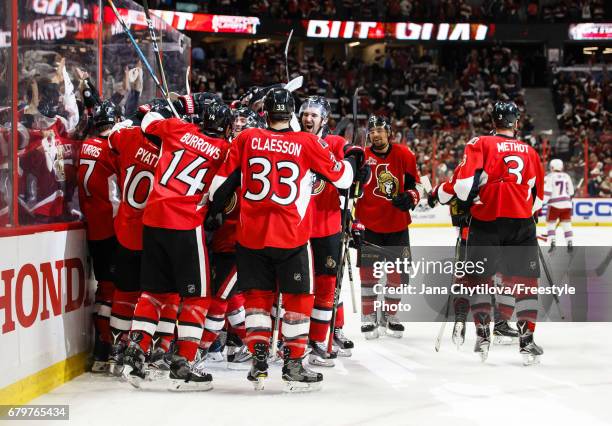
[0,229,94,405]
[411,197,612,227]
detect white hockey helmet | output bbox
[550,158,564,172]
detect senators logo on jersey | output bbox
[374,164,399,199]
[310,173,326,196]
[224,192,238,215]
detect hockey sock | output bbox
[547,221,556,243]
[130,292,176,353]
[244,289,275,354]
[336,301,345,328]
[154,293,180,352]
[453,296,470,318]
[383,271,403,318]
[226,293,246,339]
[176,296,210,361]
[200,297,228,351]
[512,276,538,332]
[470,276,492,326]
[309,274,335,342]
[495,275,517,322]
[94,280,115,344]
[282,293,315,359]
[110,290,140,343]
[561,221,573,244]
[360,264,377,320]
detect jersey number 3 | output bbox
[503,155,525,184]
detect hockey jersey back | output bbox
[544,171,574,209]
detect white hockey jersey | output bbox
[544,172,574,209]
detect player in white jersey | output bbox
[544,159,575,252]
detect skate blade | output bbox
[168,379,213,392]
[452,337,465,350]
[206,354,224,363]
[308,355,335,368]
[283,380,322,393]
[335,348,352,357]
[145,368,170,382]
[385,329,403,339]
[91,361,110,374]
[363,330,379,340]
[109,363,124,377]
[126,374,144,389]
[522,354,541,366]
[493,335,518,345]
[249,375,266,391]
[227,362,251,371]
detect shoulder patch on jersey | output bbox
[317,137,329,149]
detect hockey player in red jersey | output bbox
[196,108,264,370]
[431,102,545,365]
[76,100,121,373]
[299,96,354,366]
[105,106,164,377]
[355,115,421,340]
[209,88,369,392]
[122,98,232,391]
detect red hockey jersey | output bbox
[209,127,354,249]
[77,136,119,241]
[355,143,420,233]
[141,115,229,230]
[450,135,544,221]
[309,134,347,238]
[109,126,160,250]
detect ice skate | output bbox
[147,347,172,381]
[226,333,251,369]
[333,327,354,357]
[548,240,556,253]
[567,240,573,253]
[384,315,404,338]
[361,314,379,339]
[518,322,543,366]
[107,338,126,377]
[168,355,213,391]
[91,338,110,374]
[474,323,491,363]
[122,341,147,388]
[282,348,323,393]
[308,340,336,367]
[452,315,466,349]
[247,343,269,391]
[493,320,519,345]
[206,336,225,363]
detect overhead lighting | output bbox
[583,46,598,51]
[603,48,612,55]
[254,38,270,44]
[348,41,360,47]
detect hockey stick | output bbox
[284,29,294,82]
[326,87,363,354]
[106,0,179,118]
[435,236,461,352]
[270,293,282,359]
[345,238,358,313]
[537,243,566,320]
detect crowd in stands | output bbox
[552,69,611,197]
[147,0,609,23]
[191,42,531,183]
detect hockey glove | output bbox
[204,212,224,232]
[343,145,366,169]
[427,184,440,208]
[392,190,420,212]
[354,164,371,186]
[350,220,366,249]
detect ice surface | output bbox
[31,227,612,426]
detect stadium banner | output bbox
[569,23,612,40]
[0,229,95,395]
[411,198,612,227]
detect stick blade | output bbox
[284,75,303,92]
